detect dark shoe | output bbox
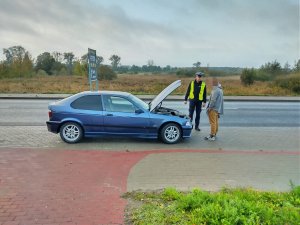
[195,127,201,131]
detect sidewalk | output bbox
[0,126,299,224]
[0,126,299,152]
[0,148,148,225]
[128,150,300,192]
[0,93,299,101]
[0,126,299,190]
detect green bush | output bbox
[240,68,256,86]
[98,65,117,80]
[162,187,183,201]
[36,69,48,76]
[0,62,9,78]
[58,67,68,76]
[274,73,300,94]
[254,71,272,81]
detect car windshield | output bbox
[129,94,149,111]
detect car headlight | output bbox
[185,121,192,127]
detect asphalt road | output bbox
[0,99,299,127]
[164,101,300,127]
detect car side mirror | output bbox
[135,109,144,114]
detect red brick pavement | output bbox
[1,148,298,225]
[0,149,148,225]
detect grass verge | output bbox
[123,186,300,225]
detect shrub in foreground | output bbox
[125,186,300,225]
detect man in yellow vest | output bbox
[184,72,207,131]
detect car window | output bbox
[71,95,103,111]
[103,96,136,113]
[129,94,149,111]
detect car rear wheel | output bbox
[60,122,83,143]
[160,123,182,144]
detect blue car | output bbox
[46,80,193,144]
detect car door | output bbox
[69,95,104,134]
[102,95,150,136]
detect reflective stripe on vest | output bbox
[189,81,206,101]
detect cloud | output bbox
[0,0,298,67]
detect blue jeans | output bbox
[189,100,202,128]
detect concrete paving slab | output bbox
[0,126,299,152]
[127,151,300,192]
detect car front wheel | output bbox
[60,122,83,143]
[160,123,182,144]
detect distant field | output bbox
[0,74,297,96]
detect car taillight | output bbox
[48,111,53,119]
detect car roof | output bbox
[77,91,131,96]
[55,91,131,105]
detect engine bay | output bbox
[154,106,187,118]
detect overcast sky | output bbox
[0,0,299,67]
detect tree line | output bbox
[240,60,300,85]
[1,45,299,86]
[0,45,178,80]
[0,46,119,80]
[240,60,300,94]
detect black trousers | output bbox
[189,100,202,128]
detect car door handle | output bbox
[106,113,113,116]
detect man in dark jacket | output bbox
[184,72,207,131]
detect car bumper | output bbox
[46,121,61,133]
[182,127,193,138]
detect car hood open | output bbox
[149,80,181,111]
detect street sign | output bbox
[88,48,98,90]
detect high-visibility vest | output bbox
[189,81,206,100]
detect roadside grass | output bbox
[0,74,298,96]
[123,186,300,225]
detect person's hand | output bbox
[202,102,206,108]
[184,101,187,105]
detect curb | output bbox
[0,94,299,102]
